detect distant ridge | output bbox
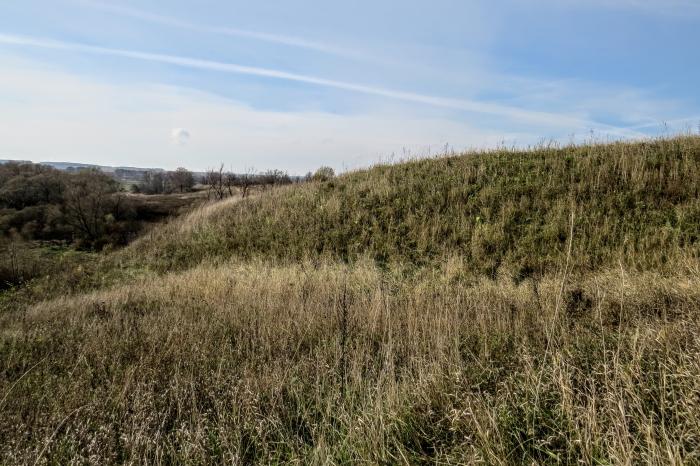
[38,161,165,173]
[0,158,165,173]
[0,159,32,165]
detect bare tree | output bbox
[224,172,236,197]
[204,165,290,199]
[206,164,226,200]
[233,167,256,198]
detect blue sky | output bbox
[1,0,699,173]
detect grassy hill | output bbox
[124,136,699,276]
[1,136,700,464]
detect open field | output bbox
[122,188,211,220]
[1,136,700,464]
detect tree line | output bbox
[133,166,335,197]
[203,166,296,200]
[205,165,336,200]
[141,165,334,200]
[133,167,196,194]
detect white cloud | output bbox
[171,128,190,146]
[0,51,692,173]
[0,56,533,172]
[0,32,645,138]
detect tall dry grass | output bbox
[2,258,699,464]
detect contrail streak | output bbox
[0,32,644,137]
[73,0,366,60]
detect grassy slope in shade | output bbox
[2,136,700,464]
[125,136,700,275]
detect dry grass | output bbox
[2,136,700,464]
[2,258,700,464]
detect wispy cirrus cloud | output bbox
[0,32,645,138]
[0,57,534,172]
[72,0,368,60]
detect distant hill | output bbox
[38,161,165,173]
[0,159,300,183]
[1,158,166,172]
[0,159,167,182]
[124,136,700,275]
[0,159,32,165]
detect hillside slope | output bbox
[125,136,700,276]
[2,136,700,464]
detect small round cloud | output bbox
[171,128,191,146]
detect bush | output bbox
[312,166,335,182]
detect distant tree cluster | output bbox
[204,166,293,200]
[135,167,195,194]
[134,164,333,203]
[0,162,141,248]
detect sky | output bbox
[1,0,699,173]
